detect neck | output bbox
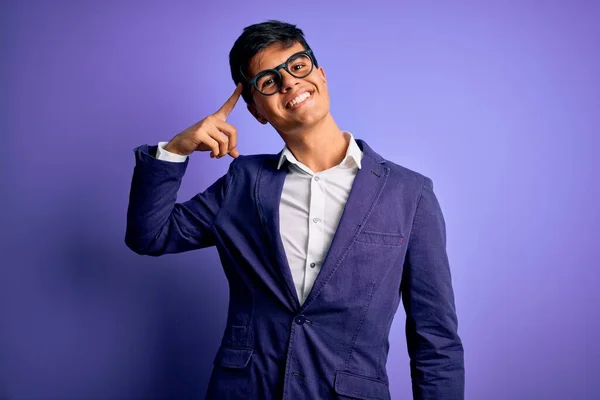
[278,113,348,173]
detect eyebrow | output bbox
[253,50,300,75]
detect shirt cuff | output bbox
[156,142,188,163]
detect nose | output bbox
[279,68,301,92]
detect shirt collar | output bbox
[276,131,363,170]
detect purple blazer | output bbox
[125,139,464,399]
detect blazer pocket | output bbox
[355,230,404,247]
[334,371,390,400]
[212,345,253,369]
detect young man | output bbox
[126,20,464,400]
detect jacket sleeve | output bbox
[400,177,465,399]
[124,144,236,256]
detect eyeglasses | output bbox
[242,49,315,96]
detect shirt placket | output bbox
[303,174,326,303]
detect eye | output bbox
[261,78,276,89]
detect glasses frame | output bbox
[241,49,316,96]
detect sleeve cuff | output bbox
[156,141,188,163]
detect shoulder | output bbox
[227,152,280,178]
[357,137,432,192]
[383,158,433,191]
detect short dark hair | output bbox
[229,20,318,104]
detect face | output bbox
[245,42,330,135]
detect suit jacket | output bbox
[125,139,464,400]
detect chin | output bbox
[287,113,327,133]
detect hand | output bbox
[164,83,243,159]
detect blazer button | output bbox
[295,315,306,325]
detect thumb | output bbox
[229,148,240,158]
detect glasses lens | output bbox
[253,52,314,95]
[288,53,313,78]
[256,71,281,95]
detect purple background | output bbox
[2,1,599,399]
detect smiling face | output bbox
[245,42,330,135]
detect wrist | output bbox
[164,141,188,156]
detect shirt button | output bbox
[295,315,306,325]
[312,217,320,223]
[314,176,320,182]
[310,262,316,268]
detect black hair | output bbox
[229,20,318,104]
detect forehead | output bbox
[247,41,306,77]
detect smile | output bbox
[286,91,313,109]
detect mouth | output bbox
[285,90,314,110]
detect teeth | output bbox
[287,92,311,108]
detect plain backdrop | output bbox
[1,0,599,399]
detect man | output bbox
[126,20,464,400]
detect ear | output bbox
[317,66,326,82]
[247,103,268,125]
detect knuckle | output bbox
[203,116,216,128]
[195,130,208,144]
[214,134,225,144]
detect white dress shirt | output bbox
[155,132,363,305]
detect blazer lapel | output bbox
[302,140,389,308]
[255,155,301,310]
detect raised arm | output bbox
[125,84,243,256]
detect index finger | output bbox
[215,83,243,118]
